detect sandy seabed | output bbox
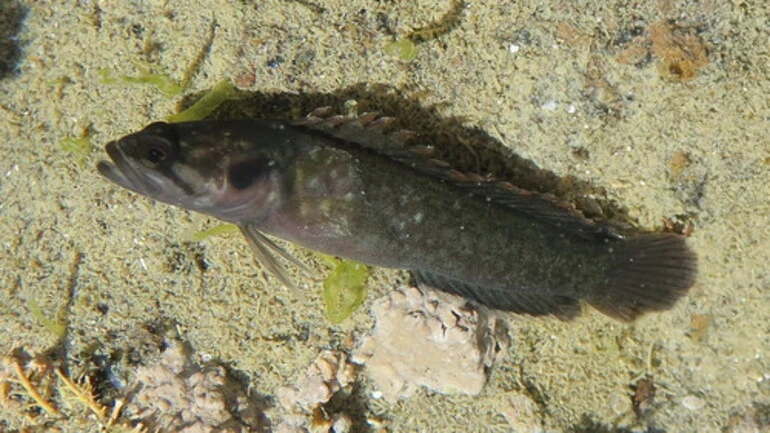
[1,0,769,432]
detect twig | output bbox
[12,360,60,416]
[55,368,106,418]
[107,398,125,426]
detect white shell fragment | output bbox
[351,286,510,400]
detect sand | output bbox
[1,0,768,431]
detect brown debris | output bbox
[650,21,709,81]
[583,54,624,121]
[631,375,656,418]
[554,21,592,48]
[615,38,650,66]
[616,20,709,82]
[661,215,695,237]
[688,314,710,342]
[668,150,693,178]
[1,349,132,429]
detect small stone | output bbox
[331,413,352,433]
[682,394,706,410]
[352,286,509,400]
[280,350,356,412]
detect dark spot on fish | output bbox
[228,157,273,190]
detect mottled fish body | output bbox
[97,116,697,321]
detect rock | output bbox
[274,415,309,433]
[277,350,356,412]
[125,342,267,433]
[352,286,509,400]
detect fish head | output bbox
[97,121,288,223]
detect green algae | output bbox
[383,0,465,62]
[384,38,419,62]
[166,80,238,123]
[318,254,369,324]
[27,299,66,338]
[98,60,183,97]
[58,135,92,167]
[188,223,240,242]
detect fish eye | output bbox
[147,147,167,163]
[139,137,174,167]
[138,122,178,167]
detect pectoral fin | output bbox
[239,225,313,289]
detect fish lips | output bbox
[97,140,160,197]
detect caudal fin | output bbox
[588,233,697,322]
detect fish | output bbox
[97,112,697,322]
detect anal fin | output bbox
[413,270,580,320]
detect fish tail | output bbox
[588,233,698,322]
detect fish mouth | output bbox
[97,140,160,196]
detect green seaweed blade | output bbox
[322,259,369,324]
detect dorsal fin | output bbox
[293,110,622,241]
